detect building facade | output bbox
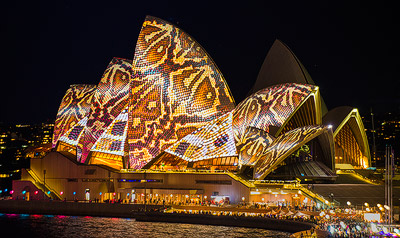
[13,16,371,206]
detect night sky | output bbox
[1,1,397,124]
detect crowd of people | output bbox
[160,206,395,237]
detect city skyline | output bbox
[1,1,397,124]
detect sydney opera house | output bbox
[13,16,371,206]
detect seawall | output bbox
[135,212,316,233]
[0,200,160,218]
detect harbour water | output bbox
[0,213,291,237]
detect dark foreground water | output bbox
[0,213,291,237]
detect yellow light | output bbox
[364,202,369,207]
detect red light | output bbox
[60,191,64,195]
[35,191,39,194]
[113,193,116,196]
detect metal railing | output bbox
[26,169,62,200]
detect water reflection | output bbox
[0,213,290,237]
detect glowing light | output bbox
[60,191,64,195]
[261,198,264,201]
[204,195,207,199]
[99,192,102,195]
[47,191,50,195]
[22,191,26,195]
[364,213,381,222]
[347,201,351,206]
[10,190,14,194]
[364,202,369,207]
[34,191,38,195]
[327,124,333,129]
[73,192,76,195]
[242,197,245,201]
[384,205,390,210]
[250,191,261,195]
[366,208,371,212]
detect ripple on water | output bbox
[0,214,291,238]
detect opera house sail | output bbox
[50,15,370,179]
[13,15,372,204]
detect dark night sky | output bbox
[1,1,398,124]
